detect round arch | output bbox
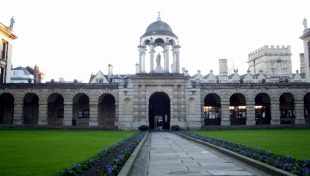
[149,92,170,130]
[230,93,246,125]
[203,93,221,126]
[23,93,39,125]
[304,93,310,124]
[0,93,14,124]
[98,93,116,128]
[254,93,271,125]
[279,93,295,124]
[73,93,89,126]
[47,93,64,126]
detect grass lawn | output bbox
[0,130,136,176]
[191,129,310,160]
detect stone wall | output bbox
[1,79,310,130]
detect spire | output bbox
[157,11,161,21]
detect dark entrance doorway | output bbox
[23,93,39,125]
[149,92,170,130]
[0,93,14,124]
[255,93,271,125]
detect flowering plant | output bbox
[59,131,146,176]
[177,131,310,176]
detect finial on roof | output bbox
[157,12,161,21]
[303,17,308,31]
[9,16,15,29]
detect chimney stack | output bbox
[108,64,113,81]
[34,65,40,83]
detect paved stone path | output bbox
[130,132,270,176]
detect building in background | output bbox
[11,65,45,83]
[0,17,17,83]
[248,45,292,82]
[300,18,310,82]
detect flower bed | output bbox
[177,131,310,176]
[59,131,147,176]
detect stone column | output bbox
[270,100,280,124]
[142,50,146,73]
[13,100,23,125]
[89,103,98,126]
[246,102,255,125]
[172,48,177,73]
[138,45,146,73]
[164,44,169,72]
[172,45,181,73]
[149,44,155,73]
[38,101,48,125]
[176,52,180,73]
[295,99,305,124]
[221,101,230,126]
[63,103,73,126]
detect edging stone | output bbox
[118,131,149,176]
[176,132,296,176]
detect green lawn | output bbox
[191,129,310,160]
[0,130,136,176]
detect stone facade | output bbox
[1,15,310,130]
[0,20,17,83]
[1,81,310,130]
[248,45,292,81]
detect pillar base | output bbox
[13,120,23,125]
[221,120,230,126]
[295,119,305,125]
[89,121,98,126]
[63,120,72,126]
[271,119,280,125]
[38,121,48,125]
[246,120,256,125]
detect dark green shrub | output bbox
[138,125,149,131]
[171,125,181,131]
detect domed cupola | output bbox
[141,14,178,39]
[137,12,181,74]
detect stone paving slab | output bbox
[130,132,271,176]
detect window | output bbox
[96,78,103,83]
[78,109,89,118]
[270,62,276,74]
[282,61,288,74]
[1,40,8,60]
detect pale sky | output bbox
[1,0,309,82]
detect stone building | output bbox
[248,45,292,82]
[300,17,310,82]
[0,17,17,84]
[1,15,310,129]
[11,65,45,83]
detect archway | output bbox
[149,92,170,130]
[255,93,271,125]
[48,93,64,126]
[73,93,89,126]
[230,93,246,125]
[204,93,221,126]
[23,93,39,125]
[279,93,295,124]
[304,93,310,124]
[0,93,14,124]
[98,94,116,128]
